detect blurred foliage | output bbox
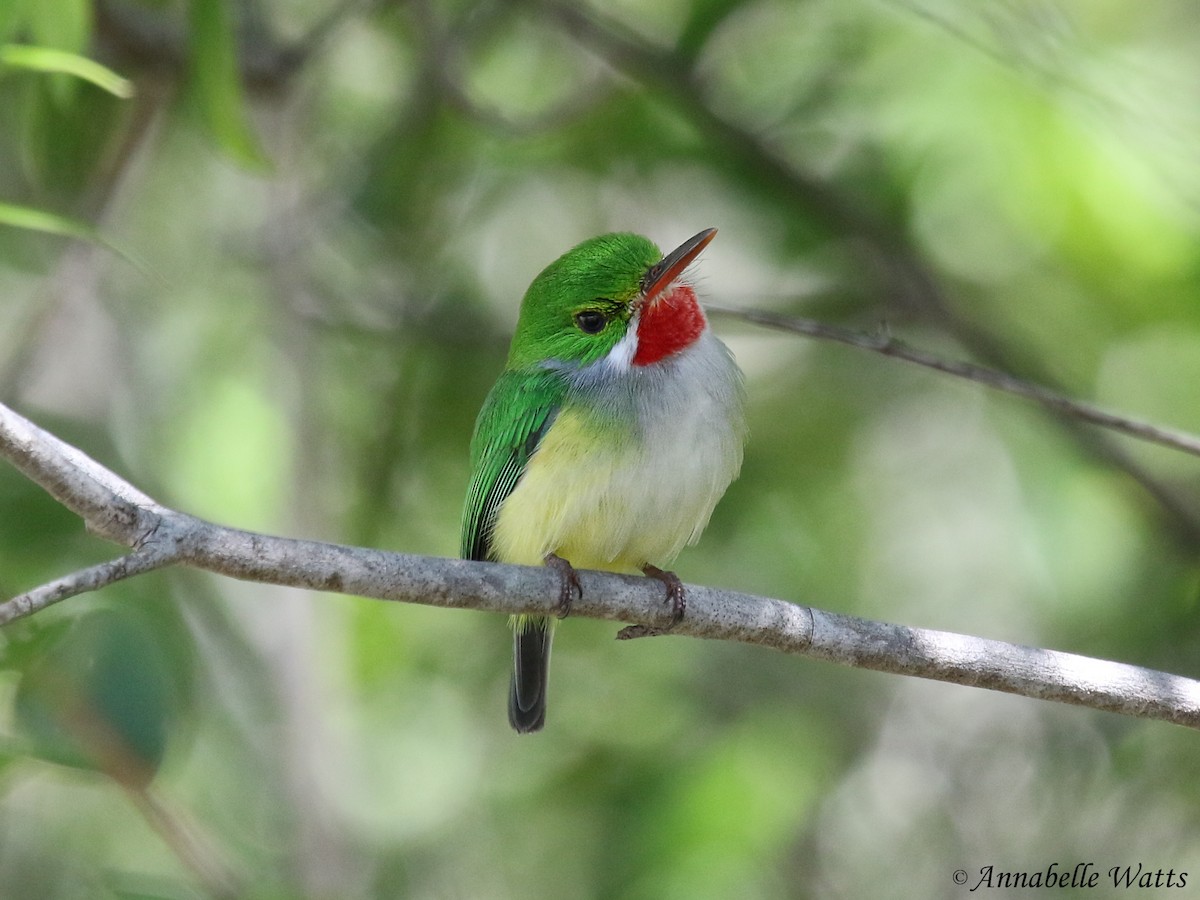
[2,0,1200,896]
[11,604,181,786]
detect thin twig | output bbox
[710,305,1200,459]
[0,545,179,626]
[2,400,1200,729]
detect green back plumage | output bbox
[461,368,565,561]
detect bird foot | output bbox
[616,623,667,640]
[642,564,685,626]
[544,553,582,619]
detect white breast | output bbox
[492,328,746,572]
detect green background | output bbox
[2,0,1199,896]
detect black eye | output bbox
[574,309,607,334]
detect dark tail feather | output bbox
[509,616,553,733]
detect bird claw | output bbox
[642,564,685,626]
[544,553,582,619]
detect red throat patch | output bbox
[633,285,706,366]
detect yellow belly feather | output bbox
[492,398,739,573]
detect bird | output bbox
[461,228,745,733]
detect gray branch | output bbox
[711,306,1200,459]
[3,400,1199,729]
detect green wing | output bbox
[461,368,567,562]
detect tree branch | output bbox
[0,401,161,543]
[710,305,1200,459]
[2,401,1199,729]
[0,546,180,624]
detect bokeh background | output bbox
[3,0,1200,897]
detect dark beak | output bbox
[641,228,717,302]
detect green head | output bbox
[506,230,716,371]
